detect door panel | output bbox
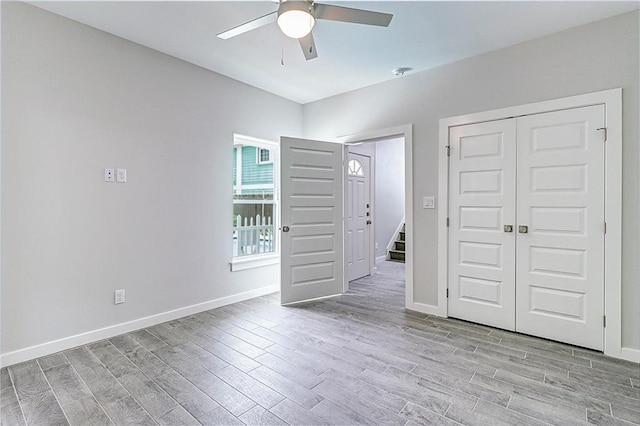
[516,105,605,350]
[448,119,517,331]
[347,152,371,281]
[280,137,344,304]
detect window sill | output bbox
[230,254,279,272]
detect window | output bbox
[348,159,364,176]
[257,147,272,164]
[232,135,279,270]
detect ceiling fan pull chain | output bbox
[280,32,285,66]
[309,4,314,55]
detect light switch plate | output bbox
[116,168,127,183]
[423,196,436,209]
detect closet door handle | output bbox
[504,225,513,233]
[518,225,528,234]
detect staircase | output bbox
[388,224,405,263]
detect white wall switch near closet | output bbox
[116,168,127,183]
[423,196,436,209]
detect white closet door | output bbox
[448,119,517,331]
[516,105,605,350]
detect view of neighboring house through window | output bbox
[233,135,278,258]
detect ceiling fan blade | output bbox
[314,3,393,27]
[217,11,277,40]
[299,32,318,61]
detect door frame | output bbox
[337,124,414,309]
[437,89,624,359]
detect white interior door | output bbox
[280,137,344,304]
[516,105,605,350]
[448,119,517,331]
[347,152,372,281]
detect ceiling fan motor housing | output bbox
[277,1,316,39]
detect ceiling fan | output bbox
[217,1,393,60]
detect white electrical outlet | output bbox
[114,289,126,305]
[104,168,115,182]
[116,168,127,183]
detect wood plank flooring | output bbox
[2,261,639,425]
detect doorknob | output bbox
[518,225,528,234]
[504,225,513,233]
[282,226,290,233]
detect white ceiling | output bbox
[31,1,639,104]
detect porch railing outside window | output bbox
[233,214,275,256]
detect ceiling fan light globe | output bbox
[277,9,315,39]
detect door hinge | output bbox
[603,315,607,328]
[446,217,450,227]
[446,145,451,157]
[604,222,607,234]
[597,127,607,142]
[446,289,449,298]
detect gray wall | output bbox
[374,137,405,260]
[1,3,302,354]
[303,11,640,350]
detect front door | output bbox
[280,137,345,304]
[347,152,372,281]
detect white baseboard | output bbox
[5,283,634,366]
[621,347,640,363]
[1,284,279,367]
[375,255,387,264]
[406,301,446,317]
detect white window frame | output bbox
[348,159,364,176]
[231,134,280,272]
[256,147,273,165]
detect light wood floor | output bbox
[2,261,639,425]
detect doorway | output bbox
[346,137,406,283]
[343,133,409,300]
[280,125,414,310]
